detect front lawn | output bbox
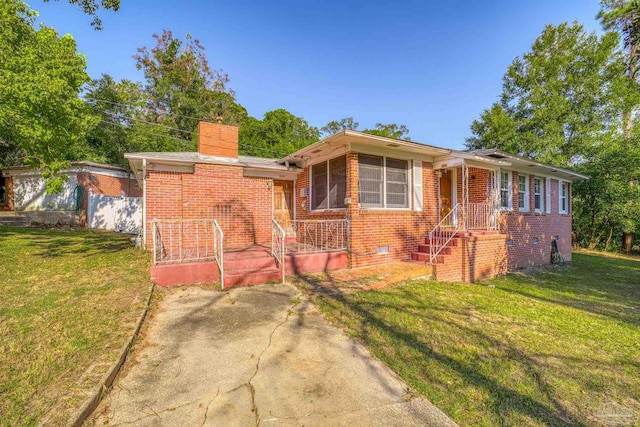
[0,226,151,426]
[310,252,640,426]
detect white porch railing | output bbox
[152,218,224,287]
[466,202,497,230]
[272,219,285,284]
[280,219,348,254]
[213,219,224,288]
[429,204,461,264]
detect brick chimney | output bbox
[198,120,239,159]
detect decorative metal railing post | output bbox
[213,219,224,289]
[272,219,286,283]
[152,220,158,265]
[428,204,460,264]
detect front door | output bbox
[439,170,453,225]
[273,180,294,235]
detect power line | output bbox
[98,108,293,158]
[99,119,290,158]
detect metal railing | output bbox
[213,219,224,288]
[429,204,460,264]
[466,202,497,230]
[152,218,225,287]
[280,219,348,254]
[272,219,285,284]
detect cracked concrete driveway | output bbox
[88,283,457,426]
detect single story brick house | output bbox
[126,121,587,287]
[1,161,142,231]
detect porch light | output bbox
[435,171,442,179]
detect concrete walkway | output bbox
[88,283,457,426]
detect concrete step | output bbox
[224,267,282,288]
[0,212,30,226]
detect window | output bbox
[358,155,410,208]
[559,181,568,214]
[534,177,542,212]
[518,174,529,212]
[500,171,512,210]
[311,155,346,210]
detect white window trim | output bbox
[518,174,530,212]
[309,156,346,211]
[559,180,568,214]
[359,155,411,210]
[413,160,423,212]
[533,177,543,213]
[545,178,551,214]
[499,170,512,211]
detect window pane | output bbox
[518,175,527,210]
[328,155,346,208]
[534,178,542,210]
[386,158,408,207]
[312,162,327,210]
[359,155,383,207]
[500,172,509,208]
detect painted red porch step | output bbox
[223,246,282,288]
[224,266,282,288]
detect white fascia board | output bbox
[243,168,300,180]
[350,142,434,163]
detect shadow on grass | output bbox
[293,253,640,426]
[497,253,640,327]
[0,225,134,258]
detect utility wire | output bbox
[98,108,294,158]
[100,119,289,158]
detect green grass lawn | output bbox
[0,226,151,426]
[310,252,640,426]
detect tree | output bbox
[598,1,640,136]
[0,0,96,193]
[573,134,640,250]
[134,30,246,148]
[363,123,411,140]
[320,117,359,136]
[45,0,120,29]
[84,74,148,165]
[239,109,320,158]
[466,23,633,167]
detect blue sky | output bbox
[32,0,603,149]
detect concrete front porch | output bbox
[150,245,349,288]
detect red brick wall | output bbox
[77,172,142,197]
[77,171,142,225]
[501,173,572,269]
[433,234,508,282]
[145,164,272,250]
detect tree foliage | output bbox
[134,30,246,148]
[239,109,320,158]
[573,134,640,249]
[45,0,120,29]
[0,0,95,193]
[363,123,411,140]
[598,0,640,134]
[320,117,359,136]
[467,23,634,167]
